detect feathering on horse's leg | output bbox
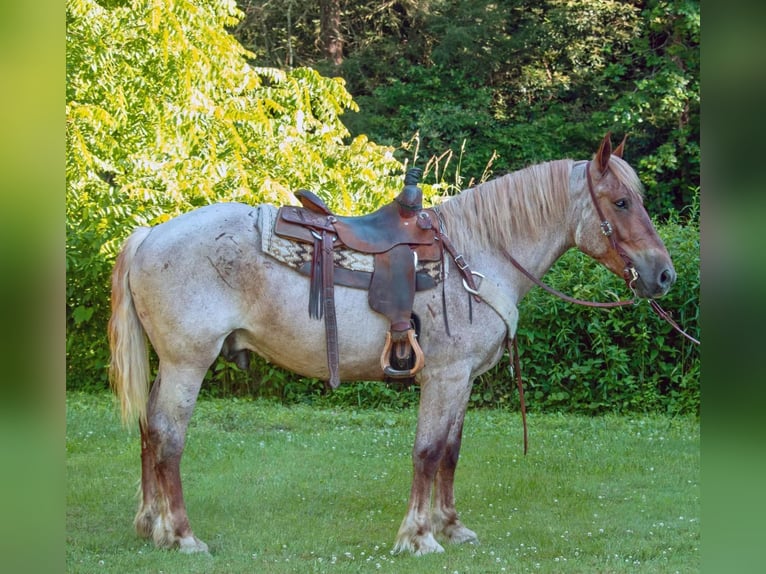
[394,466,445,555]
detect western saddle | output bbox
[273,168,478,388]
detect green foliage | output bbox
[438,0,695,215]
[66,0,404,389]
[603,0,700,215]
[238,0,699,218]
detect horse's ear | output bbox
[595,132,612,175]
[613,133,628,158]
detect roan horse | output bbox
[108,134,676,555]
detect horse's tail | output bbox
[108,227,152,427]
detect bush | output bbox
[66,1,403,390]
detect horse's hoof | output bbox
[413,533,445,555]
[446,525,479,545]
[444,523,479,544]
[178,535,210,554]
[393,532,445,555]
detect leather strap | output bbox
[321,231,341,388]
[585,161,642,285]
[500,246,635,308]
[425,209,482,301]
[508,336,528,455]
[649,299,700,345]
[308,233,323,319]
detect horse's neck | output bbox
[509,230,572,279]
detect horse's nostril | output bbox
[659,268,676,288]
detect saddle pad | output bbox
[258,204,443,283]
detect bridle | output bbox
[496,160,699,455]
[585,160,642,293]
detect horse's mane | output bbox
[435,159,574,251]
[434,156,644,251]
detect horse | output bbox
[108,133,676,555]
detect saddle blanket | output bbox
[257,204,443,285]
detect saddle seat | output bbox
[294,189,436,254]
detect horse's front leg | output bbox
[134,362,209,554]
[393,421,446,555]
[394,366,473,555]
[431,409,478,545]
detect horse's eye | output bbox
[614,199,629,210]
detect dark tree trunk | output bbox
[320,0,343,65]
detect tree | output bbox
[320,0,343,65]
[230,0,699,217]
[66,0,403,387]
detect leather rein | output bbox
[499,160,699,455]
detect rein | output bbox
[500,245,635,309]
[502,244,700,345]
[494,160,699,455]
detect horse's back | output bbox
[136,202,259,255]
[132,202,263,293]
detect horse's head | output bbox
[574,133,676,299]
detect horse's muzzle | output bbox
[633,260,676,299]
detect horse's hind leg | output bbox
[134,383,159,540]
[134,361,209,553]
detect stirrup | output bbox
[380,329,425,379]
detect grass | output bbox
[66,392,699,573]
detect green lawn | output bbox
[66,392,699,573]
